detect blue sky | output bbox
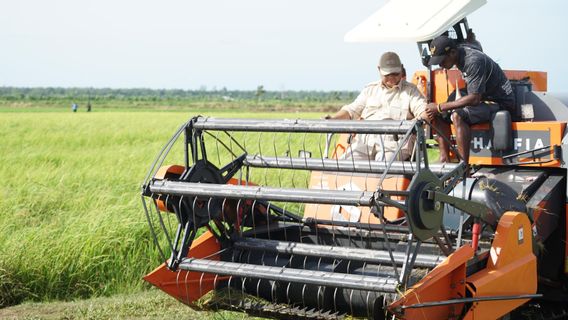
[1,0,566,92]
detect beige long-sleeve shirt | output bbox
[340,80,427,161]
[341,80,426,121]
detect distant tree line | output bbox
[0,87,357,102]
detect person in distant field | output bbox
[324,52,432,162]
[87,102,92,112]
[72,103,78,112]
[424,35,514,165]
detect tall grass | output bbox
[0,110,321,307]
[0,109,439,308]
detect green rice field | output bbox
[0,109,323,309]
[0,104,440,319]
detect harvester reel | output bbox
[142,118,477,318]
[405,169,444,242]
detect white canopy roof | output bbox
[344,0,487,43]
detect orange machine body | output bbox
[411,69,547,104]
[303,171,408,223]
[143,231,224,305]
[462,212,537,319]
[389,212,537,319]
[463,121,565,167]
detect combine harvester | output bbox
[141,0,568,319]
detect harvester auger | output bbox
[141,116,554,319]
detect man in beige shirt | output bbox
[325,52,430,161]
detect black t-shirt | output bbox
[457,46,514,108]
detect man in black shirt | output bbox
[425,35,514,165]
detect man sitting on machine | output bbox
[325,51,431,162]
[425,35,514,165]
